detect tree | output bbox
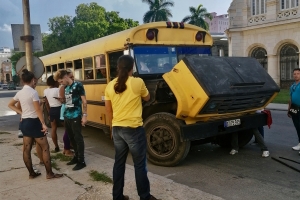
[182,4,212,30]
[37,2,139,56]
[142,0,174,23]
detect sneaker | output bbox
[67,157,78,165]
[229,149,238,155]
[18,130,23,138]
[292,143,300,151]
[262,151,270,157]
[72,161,86,171]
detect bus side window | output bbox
[52,64,58,75]
[58,63,65,70]
[83,57,93,80]
[74,59,83,80]
[46,66,51,80]
[41,67,47,82]
[95,54,107,79]
[108,51,123,79]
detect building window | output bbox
[280,44,299,80]
[281,0,299,9]
[252,0,266,15]
[251,47,268,70]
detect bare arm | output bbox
[105,100,113,125]
[8,99,22,115]
[81,95,87,126]
[33,101,48,133]
[142,93,150,101]
[58,86,66,103]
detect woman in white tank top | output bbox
[44,75,61,152]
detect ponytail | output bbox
[114,55,134,94]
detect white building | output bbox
[227,0,300,88]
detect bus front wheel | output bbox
[144,113,190,167]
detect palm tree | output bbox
[142,0,174,23]
[182,4,212,30]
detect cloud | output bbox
[0,24,12,32]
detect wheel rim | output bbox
[147,125,176,157]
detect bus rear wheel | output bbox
[217,129,254,148]
[144,113,190,167]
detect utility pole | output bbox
[22,0,33,72]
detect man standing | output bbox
[54,70,87,170]
[105,55,158,200]
[288,68,300,153]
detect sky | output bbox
[0,0,232,48]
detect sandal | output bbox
[29,172,41,179]
[47,173,63,179]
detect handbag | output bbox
[42,102,52,128]
[288,104,299,116]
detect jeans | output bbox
[254,126,264,142]
[231,129,268,151]
[112,126,151,200]
[64,117,85,162]
[291,113,300,143]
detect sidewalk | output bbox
[0,131,224,200]
[265,103,288,111]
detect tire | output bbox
[144,112,191,167]
[217,129,254,148]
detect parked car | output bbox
[8,82,16,90]
[2,84,8,89]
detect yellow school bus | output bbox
[36,22,279,166]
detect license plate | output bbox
[224,119,241,127]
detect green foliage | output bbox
[182,4,212,30]
[142,0,174,23]
[9,51,25,69]
[38,2,139,56]
[51,153,73,162]
[12,75,20,85]
[271,89,289,104]
[89,170,113,183]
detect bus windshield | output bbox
[133,46,211,74]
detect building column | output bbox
[267,55,279,85]
[219,48,224,57]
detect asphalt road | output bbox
[1,91,300,200]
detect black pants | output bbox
[64,117,85,162]
[292,113,300,143]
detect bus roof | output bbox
[40,22,213,66]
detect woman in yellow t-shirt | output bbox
[105,55,158,200]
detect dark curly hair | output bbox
[21,69,34,84]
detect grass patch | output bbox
[50,150,57,153]
[51,160,60,170]
[0,132,10,134]
[13,143,23,146]
[89,170,113,183]
[51,153,72,162]
[271,89,289,104]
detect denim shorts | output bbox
[20,118,45,138]
[50,106,61,122]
